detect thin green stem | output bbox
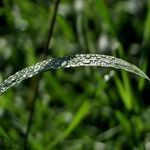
[23,0,61,149]
[44,0,61,57]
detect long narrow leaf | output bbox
[0,54,149,95]
[47,101,90,149]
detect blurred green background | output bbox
[0,0,150,149]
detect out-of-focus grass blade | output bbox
[96,0,115,36]
[96,0,134,110]
[139,1,150,91]
[115,111,131,135]
[143,1,150,43]
[138,59,148,91]
[0,126,13,143]
[44,73,71,105]
[114,74,132,110]
[95,0,124,56]
[57,15,75,42]
[121,71,133,110]
[47,101,90,149]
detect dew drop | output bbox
[85,54,91,59]
[61,61,68,67]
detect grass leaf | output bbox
[46,100,90,149]
[0,54,149,95]
[0,126,13,143]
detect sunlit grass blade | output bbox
[115,111,131,135]
[114,74,132,110]
[46,100,90,149]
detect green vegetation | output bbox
[0,0,150,149]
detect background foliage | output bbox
[0,0,150,149]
